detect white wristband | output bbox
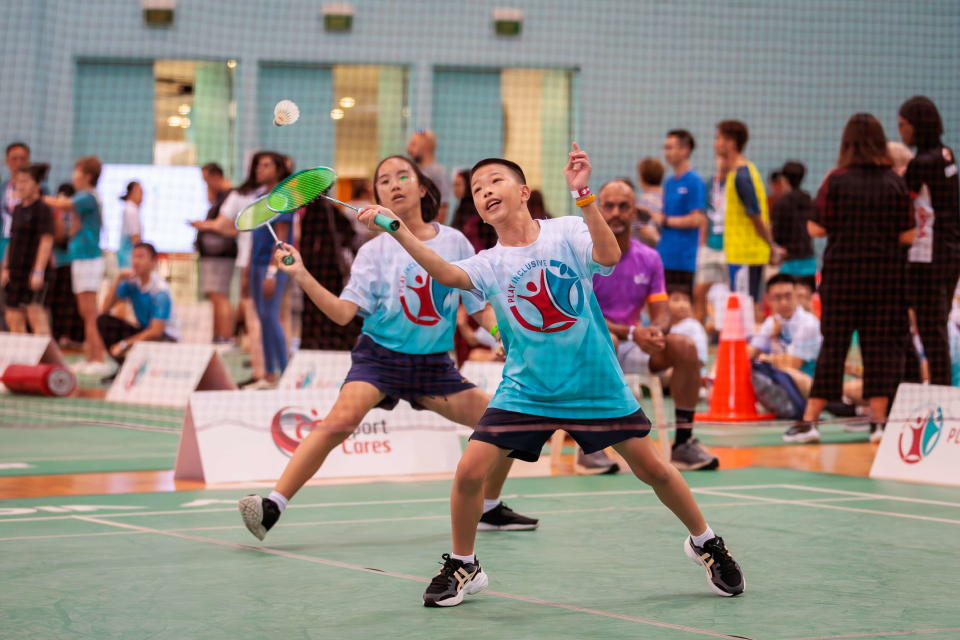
[627,325,636,343]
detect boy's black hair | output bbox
[201,162,224,176]
[666,129,695,152]
[766,273,797,290]
[16,163,49,185]
[470,158,527,186]
[133,242,158,259]
[780,161,806,189]
[5,141,29,156]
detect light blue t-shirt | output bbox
[456,216,640,419]
[658,170,706,272]
[116,272,180,340]
[68,190,102,261]
[340,223,484,354]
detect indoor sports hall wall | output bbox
[1,0,956,213]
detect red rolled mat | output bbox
[2,363,77,397]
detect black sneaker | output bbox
[422,554,488,607]
[683,535,745,597]
[477,502,539,531]
[238,495,281,541]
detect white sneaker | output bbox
[869,425,885,443]
[70,360,92,374]
[783,423,821,444]
[83,361,113,376]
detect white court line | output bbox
[0,404,182,423]
[777,627,960,640]
[0,483,784,523]
[0,499,876,543]
[0,451,175,464]
[691,489,960,526]
[71,514,747,639]
[779,484,960,508]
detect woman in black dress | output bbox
[898,96,960,386]
[784,114,915,444]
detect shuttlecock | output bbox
[273,100,300,126]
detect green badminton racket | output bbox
[266,166,400,232]
[234,196,297,266]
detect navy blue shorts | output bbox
[470,408,651,462]
[342,334,475,410]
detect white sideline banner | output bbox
[174,389,463,484]
[870,383,960,487]
[0,333,67,393]
[106,342,235,407]
[277,350,353,390]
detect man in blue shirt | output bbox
[96,242,179,382]
[654,130,706,297]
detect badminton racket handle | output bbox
[276,242,296,266]
[374,214,400,233]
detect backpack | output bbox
[751,361,806,420]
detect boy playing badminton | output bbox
[359,144,745,607]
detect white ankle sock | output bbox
[268,491,289,513]
[450,552,475,564]
[482,499,501,514]
[691,526,715,547]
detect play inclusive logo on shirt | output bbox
[456,216,639,419]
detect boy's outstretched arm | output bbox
[356,206,475,291]
[565,142,621,267]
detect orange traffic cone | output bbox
[696,294,774,422]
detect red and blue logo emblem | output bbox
[507,260,584,333]
[124,360,149,390]
[399,265,454,326]
[270,407,321,456]
[898,405,943,464]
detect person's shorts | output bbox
[616,339,651,375]
[728,264,764,301]
[4,276,48,308]
[343,334,476,410]
[695,246,727,286]
[470,407,650,462]
[71,257,105,294]
[199,257,235,297]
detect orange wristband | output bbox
[575,193,596,208]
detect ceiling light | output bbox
[330,108,345,120]
[177,104,191,115]
[226,59,237,69]
[339,96,356,109]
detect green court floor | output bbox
[0,395,181,476]
[1,469,958,640]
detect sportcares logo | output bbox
[399,264,454,326]
[270,407,392,456]
[506,259,584,333]
[898,405,944,464]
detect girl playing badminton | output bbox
[358,144,745,607]
[238,156,537,540]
